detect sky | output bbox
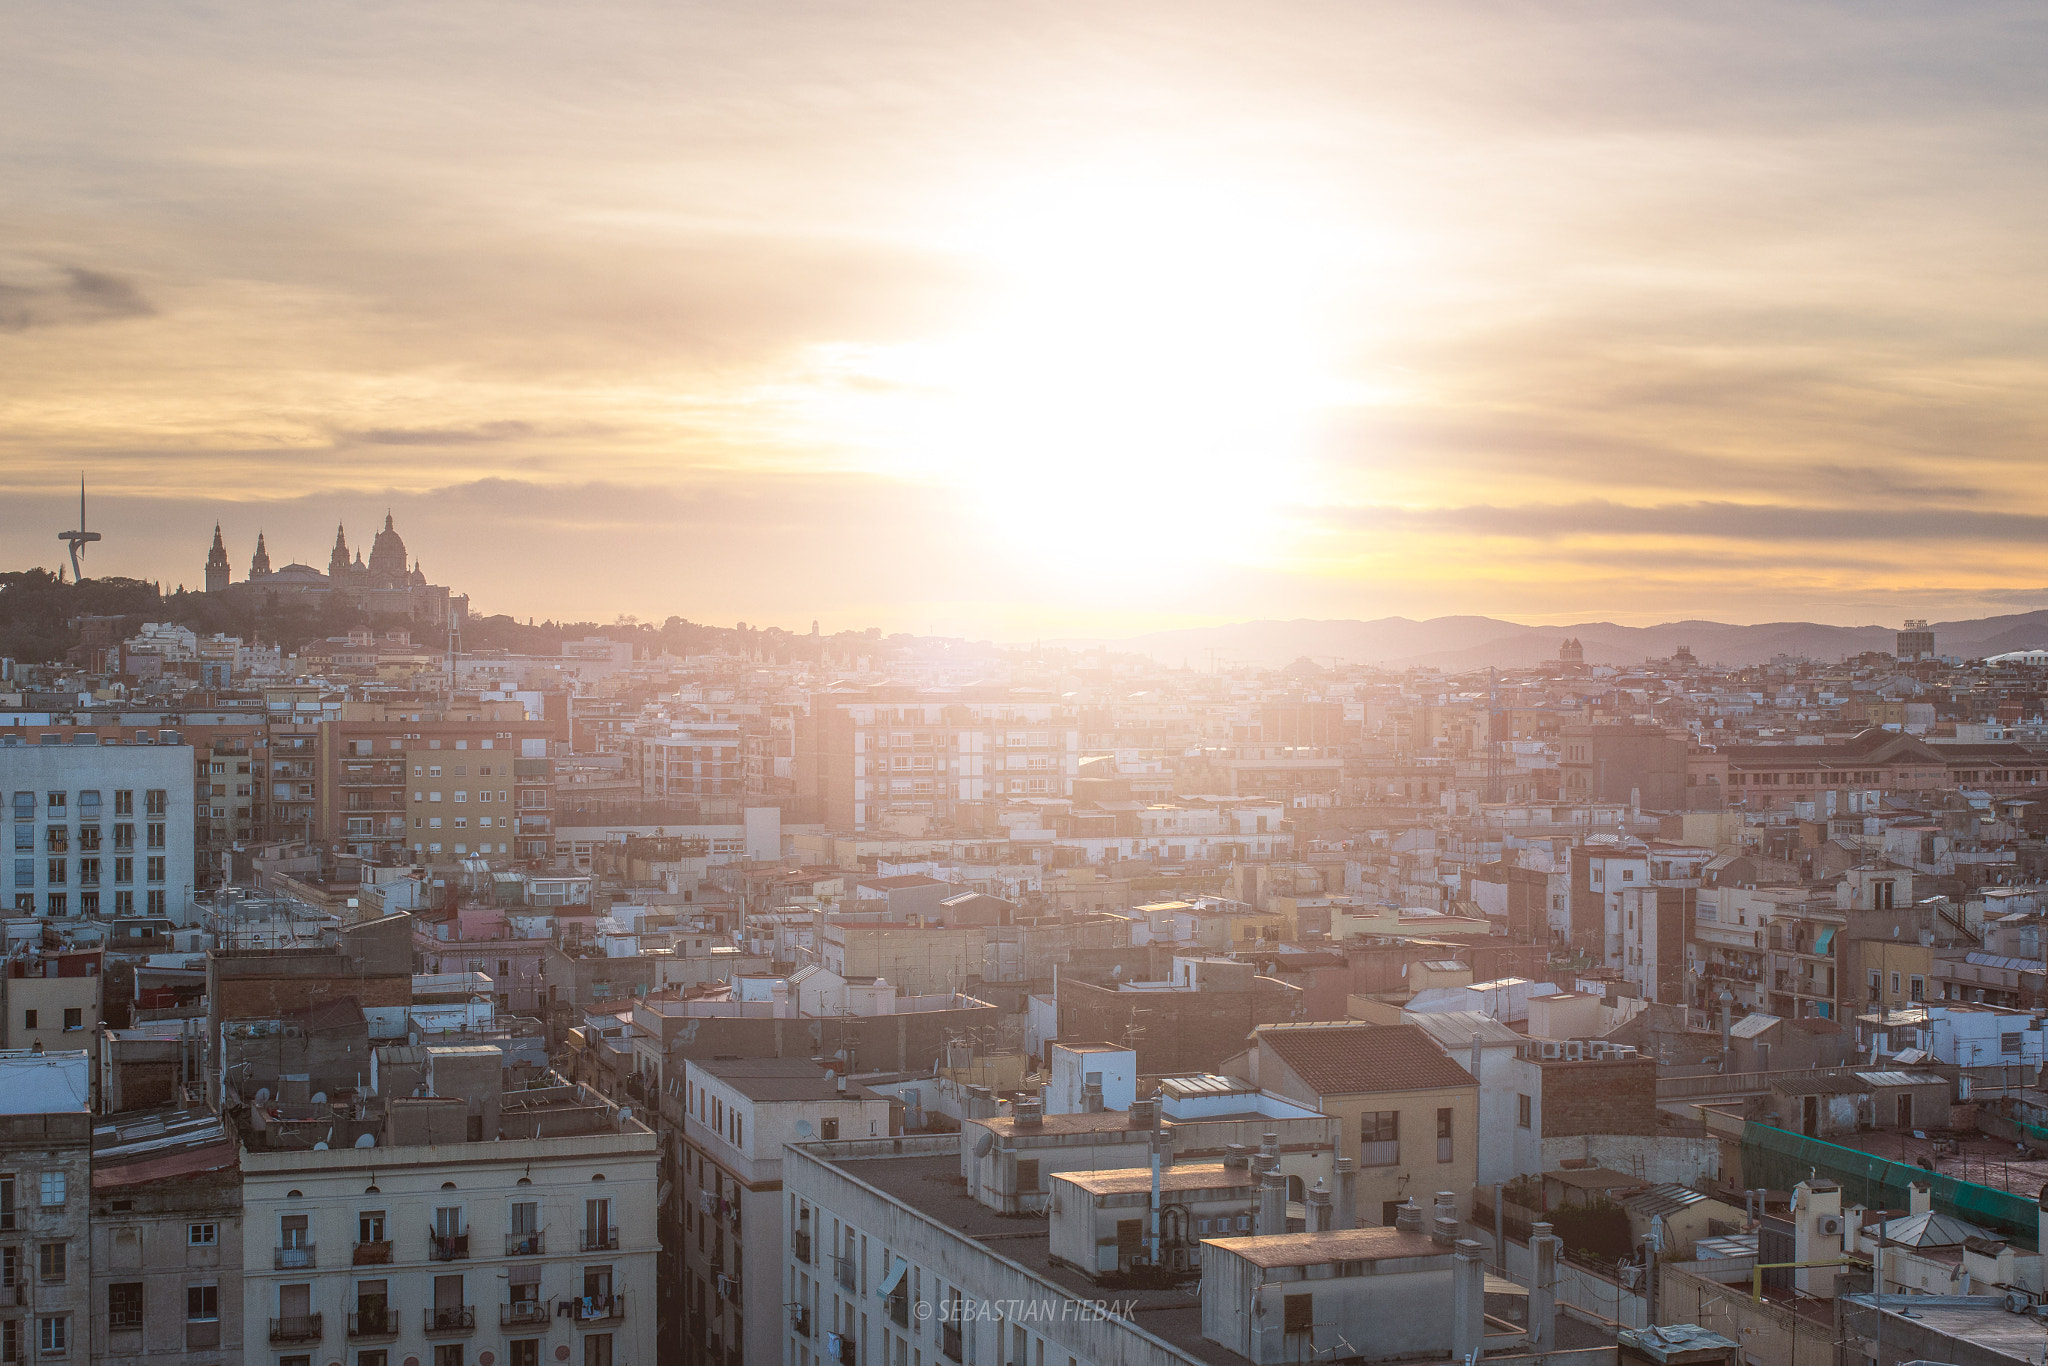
[5,2,2048,639]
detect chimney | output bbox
[1334,1157,1357,1231]
[1395,1198,1424,1233]
[1308,1179,1333,1232]
[1014,1098,1043,1129]
[1909,1181,1930,1215]
[1432,1190,1460,1247]
[1793,1180,1844,1299]
[1529,1221,1561,1352]
[1223,1142,1251,1171]
[1128,1098,1159,1130]
[1452,1239,1488,1365]
[1258,1165,1288,1236]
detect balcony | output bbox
[793,1229,812,1263]
[353,1240,393,1266]
[570,1295,623,1325]
[428,1231,470,1261]
[505,1231,545,1257]
[791,1306,812,1338]
[832,1255,856,1293]
[269,1315,323,1344]
[423,1306,476,1335]
[274,1243,316,1270]
[500,1301,551,1329]
[941,1323,963,1362]
[347,1309,398,1340]
[0,1284,19,1309]
[579,1229,620,1253]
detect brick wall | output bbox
[1538,1057,1658,1137]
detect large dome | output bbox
[367,511,408,583]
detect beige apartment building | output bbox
[240,1074,656,1366]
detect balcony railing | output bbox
[428,1231,470,1261]
[347,1309,397,1339]
[793,1229,812,1263]
[274,1243,316,1270]
[423,1306,476,1335]
[500,1301,551,1328]
[353,1240,392,1265]
[506,1231,544,1257]
[941,1323,963,1362]
[570,1295,623,1325]
[579,1229,619,1252]
[269,1314,323,1344]
[832,1255,855,1293]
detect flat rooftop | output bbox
[1056,1164,1252,1196]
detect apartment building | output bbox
[88,1106,243,1366]
[400,748,534,861]
[802,689,1080,832]
[0,1051,93,1366]
[240,1070,656,1366]
[0,744,195,922]
[676,1058,893,1366]
[313,702,559,862]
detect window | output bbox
[1517,1094,1532,1129]
[144,790,165,816]
[44,794,64,813]
[1282,1293,1312,1334]
[1436,1108,1454,1163]
[22,1011,35,1031]
[36,1244,64,1284]
[1891,972,1901,996]
[1014,1159,1039,1191]
[38,1173,63,1208]
[146,857,164,883]
[1360,1111,1399,1166]
[1909,976,1924,1003]
[820,1117,839,1141]
[433,1346,464,1366]
[188,1223,216,1246]
[113,857,132,883]
[146,824,164,850]
[1868,970,1881,1003]
[61,1010,80,1033]
[36,1316,64,1357]
[114,791,132,816]
[359,1354,389,1366]
[108,1284,142,1331]
[508,1342,539,1366]
[186,1285,217,1322]
[2002,1032,2025,1055]
[583,1334,612,1366]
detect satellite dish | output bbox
[310,1092,327,1104]
[794,1119,815,1138]
[254,1087,272,1103]
[354,1133,377,1148]
[313,1141,329,1150]
[973,1133,994,1159]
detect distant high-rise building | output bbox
[1898,620,1935,661]
[1558,636,1584,667]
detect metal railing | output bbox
[570,1296,624,1325]
[347,1309,397,1339]
[274,1243,316,1270]
[428,1231,469,1261]
[423,1306,476,1335]
[579,1229,619,1252]
[506,1232,544,1256]
[269,1315,322,1344]
[352,1240,392,1265]
[500,1302,551,1328]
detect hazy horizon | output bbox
[7,3,2047,637]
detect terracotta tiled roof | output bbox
[1259,1022,1475,1097]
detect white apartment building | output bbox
[241,1079,656,1366]
[678,1057,893,1366]
[0,744,195,921]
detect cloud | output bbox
[341,421,537,446]
[1312,500,2048,544]
[0,265,154,331]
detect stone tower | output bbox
[204,524,231,592]
[249,531,272,579]
[328,524,352,584]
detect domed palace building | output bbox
[203,513,467,628]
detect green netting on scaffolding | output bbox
[1740,1122,2040,1248]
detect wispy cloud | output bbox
[0,265,153,331]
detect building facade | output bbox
[0,744,196,921]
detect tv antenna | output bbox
[57,476,101,580]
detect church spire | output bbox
[250,530,272,579]
[204,524,231,593]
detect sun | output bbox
[803,164,1367,586]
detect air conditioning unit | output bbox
[1539,1041,1562,1060]
[1818,1215,1842,1237]
[1563,1042,1585,1061]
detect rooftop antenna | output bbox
[57,475,101,580]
